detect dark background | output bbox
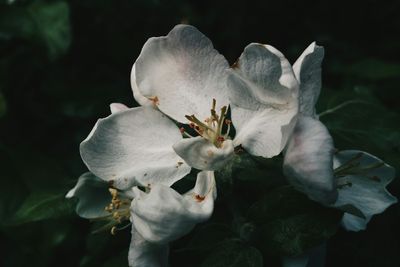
[0,0,399,266]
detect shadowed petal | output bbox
[131,171,216,244]
[333,150,397,231]
[283,116,337,205]
[130,64,153,107]
[173,137,234,170]
[128,226,169,267]
[292,42,324,118]
[228,43,299,157]
[66,172,111,219]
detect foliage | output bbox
[0,0,399,266]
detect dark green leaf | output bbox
[178,223,234,252]
[247,186,342,256]
[6,193,75,225]
[200,239,263,267]
[0,0,71,59]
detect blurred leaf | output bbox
[7,193,75,225]
[0,0,71,59]
[345,59,400,81]
[0,91,6,117]
[200,239,263,267]
[101,250,128,267]
[247,186,342,256]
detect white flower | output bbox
[283,43,397,231]
[67,170,216,267]
[80,103,191,190]
[131,24,299,170]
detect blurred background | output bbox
[0,0,399,266]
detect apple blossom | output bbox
[67,169,216,267]
[283,42,397,230]
[131,24,299,170]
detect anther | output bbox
[195,194,206,202]
[111,226,117,235]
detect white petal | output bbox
[333,150,397,231]
[110,103,129,114]
[292,42,324,118]
[134,24,230,123]
[130,64,153,107]
[80,107,191,190]
[232,106,298,158]
[228,43,299,157]
[131,171,215,244]
[128,226,169,267]
[173,137,234,171]
[283,116,338,205]
[66,172,111,219]
[192,170,217,200]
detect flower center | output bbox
[181,99,231,148]
[103,188,132,235]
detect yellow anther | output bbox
[111,226,117,235]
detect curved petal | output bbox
[134,24,230,123]
[232,107,298,158]
[292,42,324,118]
[130,64,153,107]
[228,43,299,157]
[128,226,169,267]
[110,103,129,114]
[333,150,397,231]
[173,137,234,170]
[66,172,111,219]
[283,116,338,205]
[131,171,215,244]
[80,107,191,190]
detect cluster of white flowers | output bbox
[66,25,397,267]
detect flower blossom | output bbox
[283,42,397,231]
[131,24,299,170]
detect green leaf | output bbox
[178,223,235,252]
[200,239,263,267]
[345,59,400,81]
[0,0,71,59]
[247,186,342,256]
[6,193,75,225]
[28,1,71,59]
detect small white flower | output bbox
[131,24,299,170]
[67,171,216,267]
[283,43,397,231]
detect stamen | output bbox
[184,99,231,148]
[148,96,160,105]
[195,194,206,202]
